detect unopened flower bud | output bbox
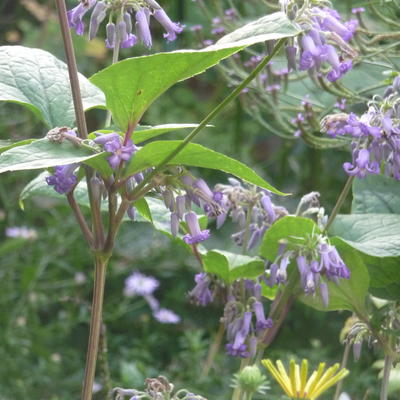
[234,365,268,394]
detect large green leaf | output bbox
[0,46,105,127]
[0,139,35,154]
[214,12,301,48]
[203,250,264,283]
[90,12,299,130]
[0,139,104,173]
[124,140,285,195]
[260,216,319,260]
[329,214,400,258]
[299,238,369,313]
[352,175,400,214]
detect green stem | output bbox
[81,255,109,400]
[130,39,287,199]
[201,322,225,377]
[333,340,351,400]
[99,323,113,399]
[324,176,355,232]
[380,355,393,400]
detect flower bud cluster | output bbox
[67,0,183,49]
[214,178,288,250]
[223,280,273,358]
[322,78,400,180]
[266,234,350,307]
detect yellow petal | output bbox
[310,363,340,395]
[299,359,308,396]
[262,359,292,396]
[277,360,294,395]
[290,360,297,395]
[306,362,326,395]
[310,369,349,399]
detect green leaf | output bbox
[125,140,286,195]
[352,174,400,214]
[329,214,400,258]
[133,124,204,144]
[260,216,319,260]
[0,138,36,154]
[0,46,105,127]
[202,250,264,283]
[0,139,104,174]
[360,254,400,301]
[214,12,301,48]
[299,237,369,313]
[90,12,299,130]
[134,197,152,222]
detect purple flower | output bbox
[183,212,210,244]
[67,0,96,35]
[253,301,273,332]
[124,271,159,297]
[352,7,365,14]
[343,148,380,178]
[94,133,136,169]
[189,273,213,306]
[226,311,252,358]
[321,14,354,42]
[153,308,181,324]
[88,1,108,40]
[46,164,78,194]
[318,243,350,280]
[153,8,184,42]
[5,226,37,240]
[136,7,152,48]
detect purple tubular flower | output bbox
[189,273,213,306]
[318,243,350,280]
[319,282,329,307]
[170,212,179,237]
[136,7,152,48]
[321,14,354,42]
[88,1,108,40]
[343,148,380,178]
[93,132,121,144]
[353,341,362,361]
[285,45,297,71]
[153,308,181,324]
[226,311,252,358]
[276,255,290,283]
[127,206,136,221]
[183,212,210,244]
[176,195,186,219]
[67,0,96,35]
[105,22,116,48]
[46,163,78,194]
[124,271,159,297]
[260,194,276,223]
[153,8,184,41]
[253,301,273,332]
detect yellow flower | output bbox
[262,358,349,400]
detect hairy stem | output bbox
[130,39,287,199]
[325,175,355,232]
[99,323,113,399]
[67,192,94,246]
[81,255,109,400]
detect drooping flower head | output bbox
[67,0,184,49]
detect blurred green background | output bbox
[0,0,394,399]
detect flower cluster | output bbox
[266,235,350,307]
[214,178,288,250]
[124,271,180,324]
[67,0,183,49]
[322,80,400,180]
[283,3,358,82]
[223,281,273,358]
